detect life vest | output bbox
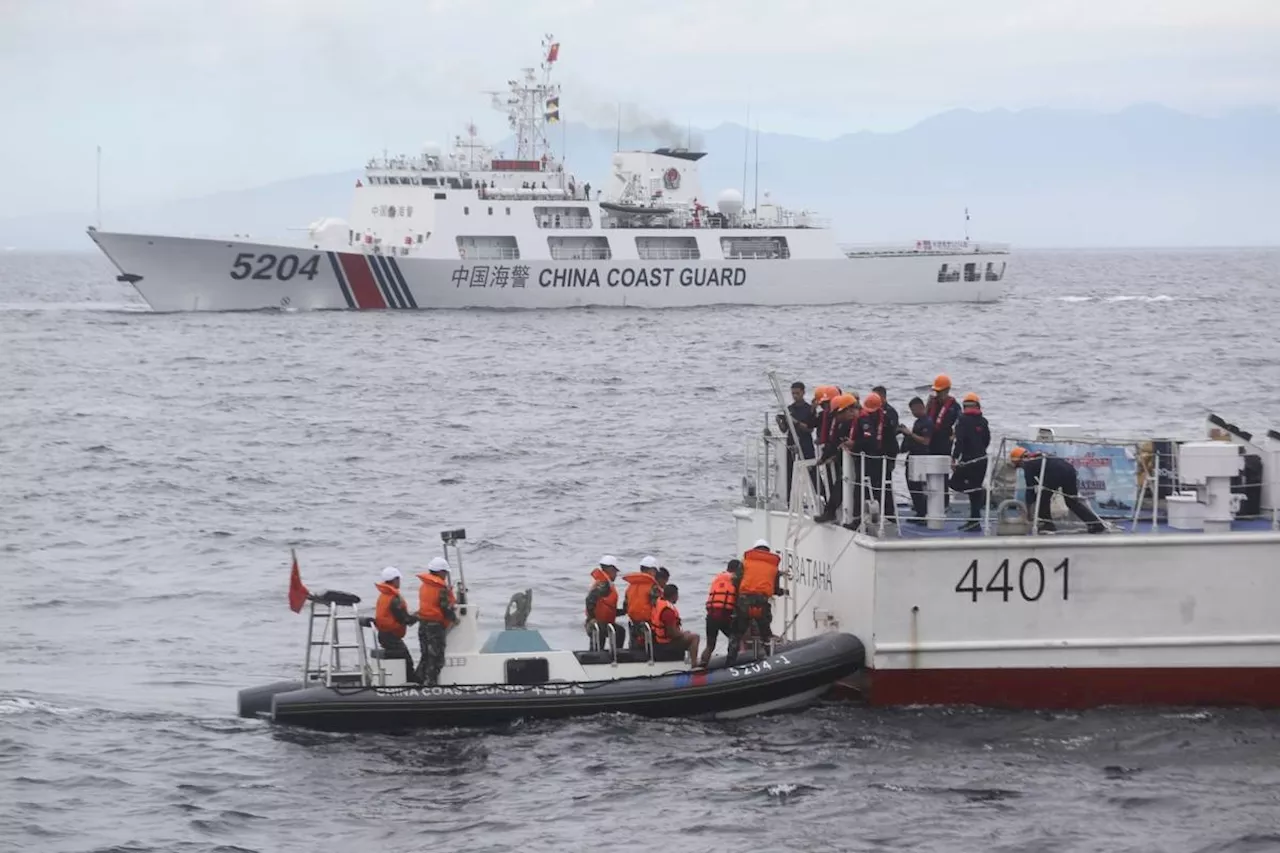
[705,571,738,617]
[587,567,618,624]
[622,572,657,622]
[817,406,833,444]
[928,395,957,432]
[739,548,781,596]
[650,598,680,644]
[416,572,455,625]
[374,582,407,637]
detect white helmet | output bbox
[600,555,618,568]
[427,556,451,573]
[639,555,658,569]
[753,539,770,550]
[380,566,402,582]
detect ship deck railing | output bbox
[840,241,1012,257]
[743,429,1279,541]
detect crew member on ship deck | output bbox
[732,539,784,664]
[781,381,818,503]
[900,396,933,521]
[415,557,459,686]
[852,392,899,526]
[814,393,860,525]
[585,556,624,650]
[373,567,418,681]
[1010,446,1107,534]
[950,393,991,531]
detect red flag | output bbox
[288,549,309,613]
[546,42,559,63]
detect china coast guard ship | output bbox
[86,36,1013,312]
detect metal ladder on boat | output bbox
[301,590,371,687]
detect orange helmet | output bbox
[813,385,838,404]
[932,374,951,392]
[862,392,883,412]
[830,393,858,413]
[962,392,980,405]
[1010,446,1028,463]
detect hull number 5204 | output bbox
[229,253,321,281]
[956,558,1069,602]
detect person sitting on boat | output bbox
[374,566,419,680]
[1010,446,1107,534]
[698,558,741,668]
[950,393,991,532]
[851,391,899,527]
[734,539,784,659]
[813,393,861,524]
[650,584,701,666]
[585,556,624,651]
[649,566,670,610]
[621,557,659,650]
[414,557,459,686]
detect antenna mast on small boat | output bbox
[95,145,102,229]
[753,124,760,216]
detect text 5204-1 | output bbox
[229,253,321,282]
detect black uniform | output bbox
[949,409,991,523]
[783,400,819,502]
[902,414,934,517]
[852,408,899,523]
[1022,453,1106,533]
[925,395,961,455]
[815,416,858,522]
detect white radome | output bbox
[307,217,349,247]
[717,188,744,216]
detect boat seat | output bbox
[358,616,375,628]
[316,589,362,607]
[572,648,681,665]
[574,650,612,666]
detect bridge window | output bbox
[637,235,699,260]
[456,236,520,260]
[720,236,789,259]
[548,235,611,260]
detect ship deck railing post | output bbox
[1030,455,1048,536]
[1151,449,1161,534]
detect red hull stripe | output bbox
[326,252,355,308]
[366,253,404,308]
[337,253,387,309]
[838,668,1280,710]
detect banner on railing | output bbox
[1017,441,1140,516]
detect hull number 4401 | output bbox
[956,558,1069,602]
[229,253,321,281]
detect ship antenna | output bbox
[615,102,621,152]
[965,206,971,242]
[741,100,750,219]
[95,144,102,229]
[753,123,760,216]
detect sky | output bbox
[2,0,1279,218]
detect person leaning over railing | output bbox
[813,393,861,525]
[1010,446,1107,534]
[852,392,899,526]
[949,393,991,532]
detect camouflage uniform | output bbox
[413,583,456,686]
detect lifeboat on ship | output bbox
[237,529,864,732]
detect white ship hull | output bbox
[88,230,1010,312]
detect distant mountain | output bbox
[4,105,1278,250]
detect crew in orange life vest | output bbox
[414,557,458,686]
[698,558,741,668]
[584,555,624,650]
[730,539,785,665]
[621,556,659,649]
[648,566,670,610]
[650,584,701,666]
[814,393,861,524]
[924,374,962,457]
[852,391,900,526]
[374,566,419,680]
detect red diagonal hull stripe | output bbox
[338,253,386,309]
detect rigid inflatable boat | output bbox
[238,531,864,732]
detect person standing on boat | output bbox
[373,567,418,680]
[734,539,784,657]
[950,393,991,531]
[811,385,842,500]
[698,558,741,668]
[585,556,624,650]
[813,393,861,524]
[780,381,818,503]
[414,557,458,686]
[899,396,933,521]
[1010,446,1107,534]
[851,391,899,525]
[621,557,659,650]
[925,375,961,456]
[650,584,701,666]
